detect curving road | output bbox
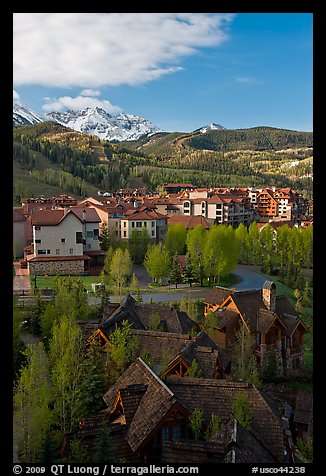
[115,264,269,303]
[232,264,267,291]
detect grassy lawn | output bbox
[30,275,104,292]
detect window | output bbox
[70,248,74,254]
[35,225,41,230]
[162,427,169,441]
[61,238,66,243]
[132,222,135,228]
[86,230,93,238]
[172,425,181,440]
[56,249,60,255]
[47,249,51,254]
[93,229,99,240]
[123,222,126,227]
[143,222,147,227]
[88,244,91,249]
[123,231,127,237]
[37,249,46,255]
[152,221,155,227]
[35,239,41,244]
[76,232,83,244]
[151,230,155,237]
[136,222,142,228]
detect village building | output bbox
[27,207,104,275]
[120,207,168,242]
[204,281,308,375]
[13,207,32,258]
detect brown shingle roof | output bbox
[100,294,199,339]
[103,358,183,452]
[132,329,191,366]
[205,287,233,305]
[166,377,284,462]
[230,290,264,332]
[294,389,313,429]
[257,309,286,334]
[162,330,231,378]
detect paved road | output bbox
[232,264,267,290]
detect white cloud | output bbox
[13,89,20,103]
[13,13,234,88]
[42,94,122,113]
[80,89,101,97]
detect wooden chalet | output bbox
[160,330,231,379]
[86,294,200,349]
[204,281,308,375]
[66,358,286,464]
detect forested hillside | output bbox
[13,122,313,204]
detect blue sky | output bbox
[13,13,313,132]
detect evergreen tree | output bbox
[169,254,182,288]
[93,425,114,464]
[232,393,252,430]
[80,340,106,415]
[183,253,196,286]
[185,359,202,378]
[99,222,111,252]
[205,414,221,440]
[188,408,204,440]
[107,320,140,372]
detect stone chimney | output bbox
[262,281,276,311]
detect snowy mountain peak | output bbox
[197,122,226,133]
[44,107,163,141]
[13,103,46,126]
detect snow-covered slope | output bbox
[45,107,163,141]
[13,103,46,126]
[196,123,226,133]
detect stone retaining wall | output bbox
[29,259,84,276]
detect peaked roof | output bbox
[205,287,233,305]
[167,215,213,229]
[168,330,231,378]
[103,358,185,452]
[31,207,100,225]
[100,294,199,337]
[166,377,284,461]
[205,284,306,336]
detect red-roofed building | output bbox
[13,207,32,258]
[120,208,168,242]
[167,215,214,230]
